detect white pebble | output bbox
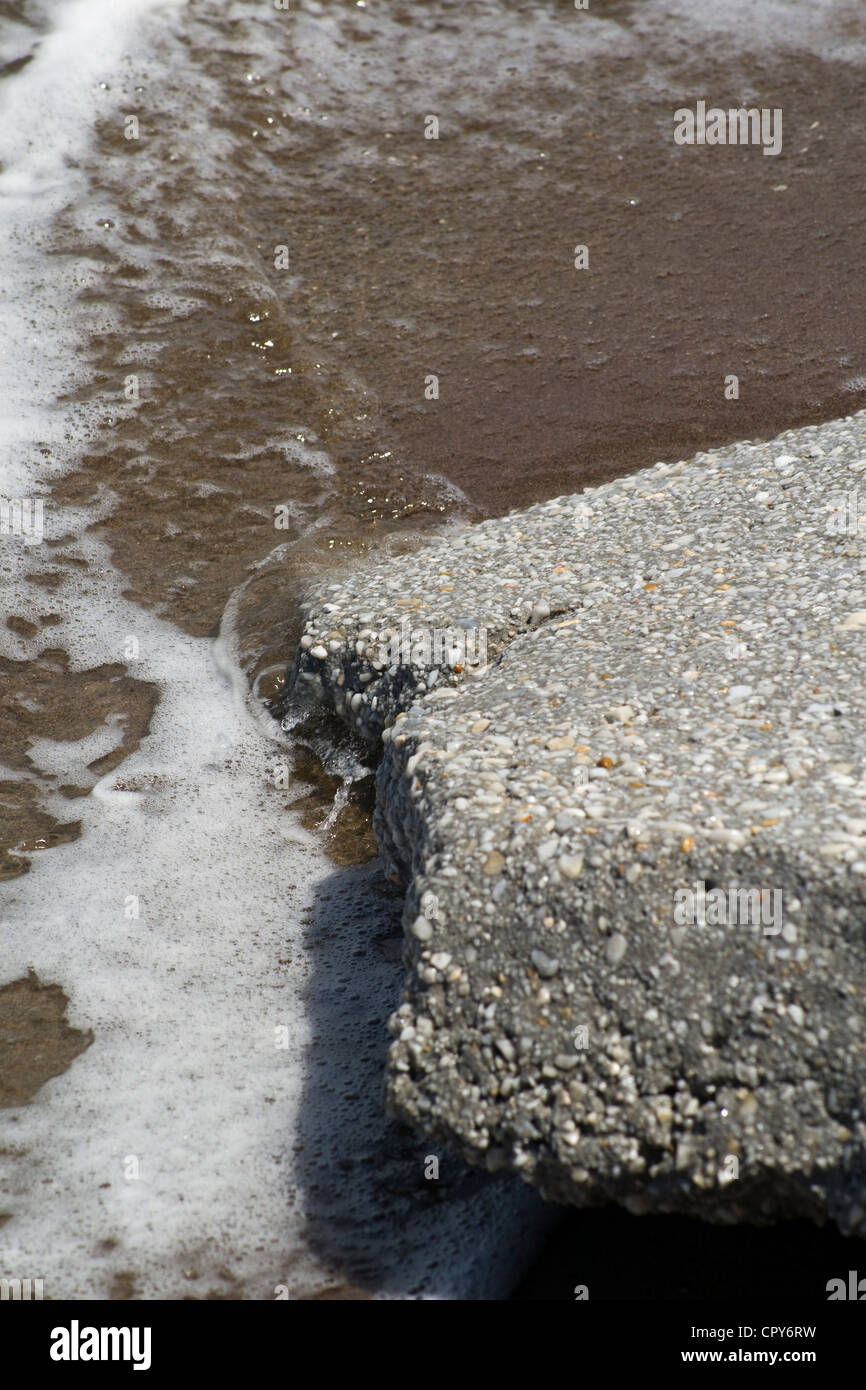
[606,933,627,966]
[559,854,584,879]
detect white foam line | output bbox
[0,0,184,491]
[1,551,336,1296]
[0,1,170,176]
[2,523,550,1299]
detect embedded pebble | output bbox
[559,854,584,879]
[606,933,628,966]
[530,949,560,978]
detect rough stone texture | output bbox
[282,413,866,1235]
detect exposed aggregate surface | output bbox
[285,412,866,1234]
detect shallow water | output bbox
[2,0,866,1298]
